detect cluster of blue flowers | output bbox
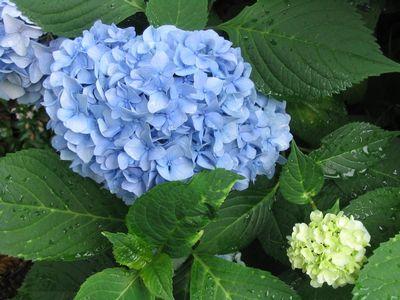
[43,21,293,202]
[0,0,54,104]
[0,0,292,202]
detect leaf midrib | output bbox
[198,191,275,250]
[0,200,123,223]
[193,255,233,300]
[124,0,145,11]
[315,135,397,164]
[218,23,398,69]
[115,272,140,300]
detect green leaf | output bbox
[195,184,277,254]
[348,0,383,29]
[287,97,348,146]
[0,149,127,261]
[343,187,400,248]
[146,0,208,30]
[217,0,399,100]
[126,169,241,258]
[334,139,400,198]
[74,268,153,300]
[16,254,114,300]
[187,169,243,210]
[102,232,153,270]
[326,199,340,214]
[173,258,192,300]
[13,0,145,37]
[280,142,324,205]
[190,255,299,299]
[352,232,400,299]
[258,194,310,265]
[311,122,399,178]
[140,254,174,300]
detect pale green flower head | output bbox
[287,210,371,288]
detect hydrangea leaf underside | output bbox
[13,0,145,37]
[140,254,174,300]
[74,268,153,300]
[280,142,324,205]
[102,232,153,270]
[16,254,115,300]
[343,187,400,248]
[0,149,127,261]
[190,255,299,299]
[195,184,277,255]
[218,0,400,100]
[146,0,208,30]
[126,169,241,258]
[352,232,400,299]
[311,122,399,178]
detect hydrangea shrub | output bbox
[0,0,398,299]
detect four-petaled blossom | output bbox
[287,210,371,288]
[43,21,293,203]
[0,0,55,104]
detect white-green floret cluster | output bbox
[287,210,371,288]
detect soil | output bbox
[0,256,31,299]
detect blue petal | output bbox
[148,92,169,113]
[124,138,146,160]
[65,113,89,133]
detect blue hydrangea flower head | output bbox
[0,0,54,104]
[44,21,293,203]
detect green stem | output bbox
[309,199,318,211]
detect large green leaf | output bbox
[218,0,399,100]
[287,97,348,146]
[280,142,324,205]
[190,255,299,299]
[126,169,241,258]
[311,122,399,178]
[335,139,400,198]
[353,232,400,299]
[0,149,127,261]
[16,254,115,300]
[343,187,400,248]
[102,232,153,270]
[195,184,277,255]
[13,0,145,37]
[146,0,208,30]
[74,268,153,300]
[140,254,174,300]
